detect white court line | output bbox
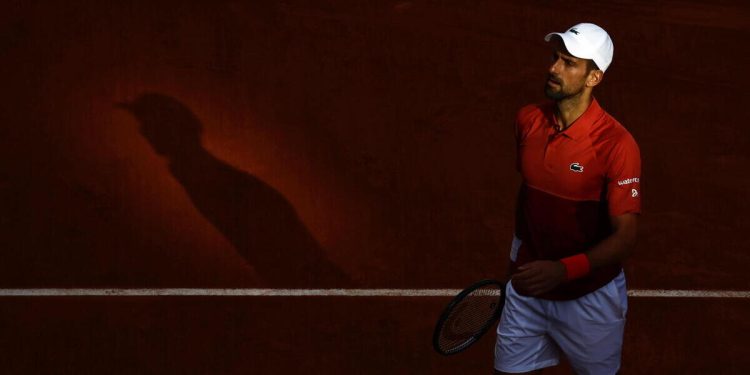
[0,289,747,298]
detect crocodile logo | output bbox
[570,163,584,173]
[569,28,579,35]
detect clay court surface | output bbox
[1,1,749,373]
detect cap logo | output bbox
[569,28,579,35]
[570,163,584,173]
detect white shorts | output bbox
[494,271,628,375]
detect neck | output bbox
[554,90,593,130]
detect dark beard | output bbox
[544,85,566,100]
[544,81,584,101]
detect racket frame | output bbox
[432,279,506,356]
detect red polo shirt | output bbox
[513,98,641,300]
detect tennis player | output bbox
[494,23,641,374]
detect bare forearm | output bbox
[512,214,638,296]
[585,214,638,269]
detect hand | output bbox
[511,260,566,297]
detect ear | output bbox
[586,70,604,88]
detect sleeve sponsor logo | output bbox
[617,177,640,186]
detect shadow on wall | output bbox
[117,93,354,287]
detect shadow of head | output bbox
[117,93,203,158]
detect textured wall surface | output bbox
[1,1,749,373]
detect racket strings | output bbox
[437,286,503,352]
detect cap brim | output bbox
[544,32,597,61]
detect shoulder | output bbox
[516,103,547,124]
[515,102,549,138]
[591,112,640,167]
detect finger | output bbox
[513,269,532,278]
[517,277,551,294]
[515,275,538,287]
[517,261,539,271]
[525,284,550,297]
[529,280,558,295]
[522,277,550,290]
[515,264,541,277]
[523,282,545,295]
[522,285,541,297]
[512,270,537,282]
[517,269,547,284]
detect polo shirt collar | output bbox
[546,97,604,140]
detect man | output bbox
[494,23,641,374]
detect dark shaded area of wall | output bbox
[2,1,750,374]
[1,1,749,289]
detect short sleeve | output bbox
[514,105,535,172]
[606,133,642,216]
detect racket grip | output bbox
[560,254,590,280]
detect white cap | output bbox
[544,23,614,72]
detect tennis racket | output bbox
[432,279,506,355]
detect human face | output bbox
[544,38,591,101]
